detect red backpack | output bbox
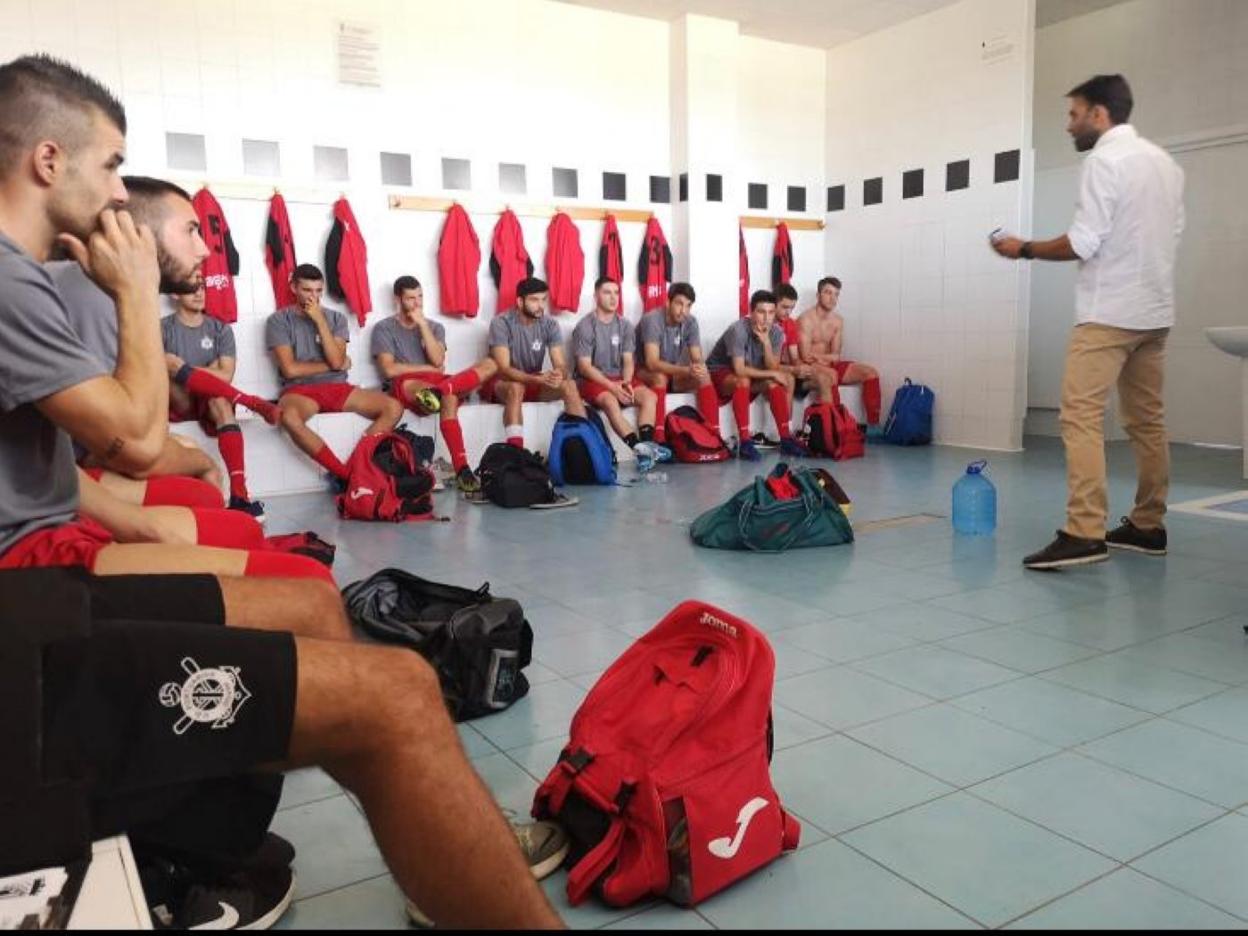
[664,405,730,464]
[532,601,800,908]
[336,430,437,522]
[803,401,864,460]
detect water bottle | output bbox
[642,471,668,484]
[952,460,996,535]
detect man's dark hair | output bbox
[750,289,777,309]
[817,276,842,292]
[668,282,696,304]
[774,283,799,302]
[1068,74,1133,125]
[517,277,549,298]
[594,275,620,291]
[120,175,191,225]
[293,263,324,283]
[0,55,126,174]
[393,275,421,295]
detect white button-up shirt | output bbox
[1066,124,1185,330]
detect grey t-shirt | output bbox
[571,314,635,378]
[635,310,701,367]
[370,316,446,374]
[162,314,236,368]
[0,234,106,557]
[706,319,785,369]
[265,306,351,387]
[48,260,118,371]
[487,310,563,374]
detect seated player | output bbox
[164,283,267,521]
[266,264,403,483]
[775,282,837,408]
[798,276,882,427]
[634,281,719,441]
[571,277,668,463]
[706,290,808,461]
[371,275,498,492]
[483,277,586,447]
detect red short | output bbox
[578,376,644,404]
[389,369,444,406]
[832,361,857,381]
[480,376,544,403]
[170,394,233,437]
[0,517,113,572]
[280,382,356,412]
[709,367,761,402]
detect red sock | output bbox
[863,377,882,425]
[768,384,793,440]
[313,443,349,480]
[507,436,524,448]
[178,367,279,424]
[652,386,668,442]
[243,550,335,584]
[216,425,249,500]
[732,386,752,437]
[446,368,482,396]
[191,507,266,548]
[696,384,720,433]
[441,417,469,472]
[142,475,224,509]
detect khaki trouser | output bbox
[1060,323,1170,541]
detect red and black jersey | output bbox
[490,209,533,315]
[638,216,672,313]
[771,222,793,287]
[324,197,372,326]
[191,188,239,323]
[438,204,481,317]
[264,193,297,309]
[544,211,584,313]
[739,225,749,318]
[599,214,624,313]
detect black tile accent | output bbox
[748,183,768,210]
[603,171,626,201]
[863,177,883,206]
[678,172,688,202]
[946,159,970,192]
[706,174,723,202]
[994,149,1020,183]
[787,186,807,212]
[826,185,845,212]
[499,162,527,195]
[442,157,471,191]
[902,168,924,199]
[553,167,578,198]
[649,175,671,204]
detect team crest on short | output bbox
[159,656,251,735]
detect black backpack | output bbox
[477,443,557,508]
[341,568,533,722]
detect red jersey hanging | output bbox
[490,209,534,315]
[324,197,372,326]
[599,214,624,314]
[544,211,584,313]
[191,188,239,323]
[438,204,481,317]
[637,216,672,313]
[264,193,297,309]
[739,225,749,318]
[771,221,793,287]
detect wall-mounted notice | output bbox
[981,33,1015,65]
[338,21,380,87]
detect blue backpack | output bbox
[882,378,934,445]
[548,411,616,485]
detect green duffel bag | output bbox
[690,463,855,552]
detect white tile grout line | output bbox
[1170,490,1248,523]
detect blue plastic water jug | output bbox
[952,460,996,535]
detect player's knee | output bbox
[279,405,305,431]
[381,396,404,421]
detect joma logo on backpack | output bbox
[699,612,737,638]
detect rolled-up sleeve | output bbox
[1067,156,1118,261]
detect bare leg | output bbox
[633,385,657,429]
[559,379,586,418]
[218,577,352,640]
[346,388,404,436]
[278,394,332,460]
[593,392,634,441]
[90,470,150,505]
[497,380,526,429]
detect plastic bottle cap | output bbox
[966,460,988,475]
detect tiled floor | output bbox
[268,436,1248,929]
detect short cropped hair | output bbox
[0,54,126,175]
[668,282,696,304]
[1068,74,1133,125]
[593,276,620,291]
[393,275,421,295]
[817,276,842,292]
[119,175,191,227]
[517,277,549,298]
[750,289,777,309]
[774,283,798,302]
[292,263,324,283]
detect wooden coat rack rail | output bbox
[388,195,652,223]
[740,215,824,231]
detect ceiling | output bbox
[555,0,962,50]
[1036,0,1133,28]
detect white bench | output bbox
[170,387,864,498]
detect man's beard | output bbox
[1073,128,1101,153]
[157,241,202,295]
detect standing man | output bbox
[266,263,403,483]
[992,74,1184,570]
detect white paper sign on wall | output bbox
[338,21,380,88]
